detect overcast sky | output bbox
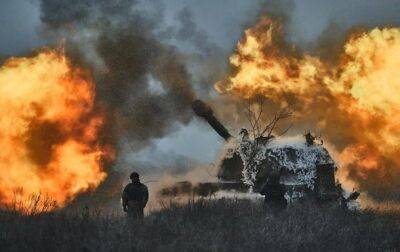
[4,0,399,55]
[1,0,400,168]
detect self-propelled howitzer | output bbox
[191,99,359,206]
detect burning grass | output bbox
[1,198,400,251]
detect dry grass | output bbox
[1,198,400,251]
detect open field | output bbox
[1,198,400,251]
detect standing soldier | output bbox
[260,172,287,215]
[122,172,149,220]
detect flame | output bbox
[0,49,112,210]
[216,17,400,202]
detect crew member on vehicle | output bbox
[260,172,287,214]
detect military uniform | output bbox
[260,175,287,214]
[122,182,149,220]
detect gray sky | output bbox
[3,0,400,53]
[1,0,400,168]
[0,0,42,55]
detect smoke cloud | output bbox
[35,0,208,208]
[39,0,197,152]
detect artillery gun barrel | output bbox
[192,100,232,141]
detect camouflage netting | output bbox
[236,135,335,189]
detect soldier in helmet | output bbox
[122,172,149,220]
[260,172,287,214]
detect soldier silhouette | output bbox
[122,172,149,220]
[260,172,287,214]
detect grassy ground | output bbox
[1,198,400,251]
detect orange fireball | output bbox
[217,17,400,202]
[0,49,111,210]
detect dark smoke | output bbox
[175,6,218,57]
[37,0,206,207]
[257,0,294,23]
[172,6,227,98]
[39,0,196,151]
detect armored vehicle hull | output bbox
[160,100,359,208]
